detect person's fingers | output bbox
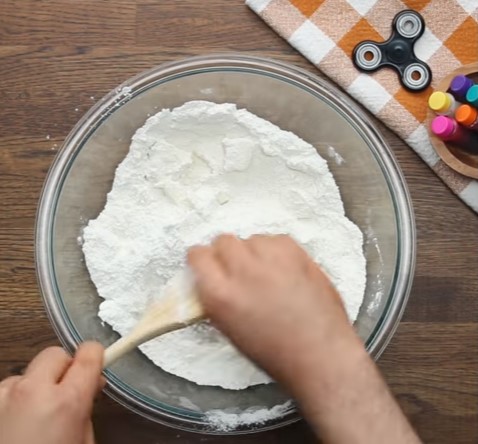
[24,347,72,383]
[246,234,277,259]
[188,245,228,282]
[188,245,230,305]
[61,342,104,404]
[97,375,107,394]
[0,375,22,389]
[247,234,307,269]
[274,234,309,260]
[213,234,255,276]
[0,376,22,405]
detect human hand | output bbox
[189,235,422,444]
[0,342,104,444]
[187,234,361,387]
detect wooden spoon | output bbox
[103,271,205,368]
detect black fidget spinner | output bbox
[352,10,432,92]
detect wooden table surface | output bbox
[0,2,477,443]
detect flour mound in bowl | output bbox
[82,101,366,390]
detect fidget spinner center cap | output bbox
[387,41,409,64]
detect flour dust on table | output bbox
[82,101,366,390]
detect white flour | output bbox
[205,401,294,432]
[82,101,366,390]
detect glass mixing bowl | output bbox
[35,54,415,434]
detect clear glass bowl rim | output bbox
[35,53,416,435]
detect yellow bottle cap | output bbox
[428,91,452,113]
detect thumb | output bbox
[62,342,104,408]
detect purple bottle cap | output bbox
[431,116,456,138]
[450,75,473,97]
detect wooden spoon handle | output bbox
[103,269,205,369]
[103,321,185,368]
[103,333,139,368]
[103,308,205,368]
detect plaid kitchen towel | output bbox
[246,0,478,213]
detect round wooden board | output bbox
[427,62,478,179]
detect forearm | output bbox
[282,334,421,444]
[187,236,420,442]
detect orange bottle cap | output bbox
[455,104,478,126]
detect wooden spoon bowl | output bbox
[427,63,478,179]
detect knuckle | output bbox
[76,343,103,368]
[247,235,268,252]
[249,234,266,243]
[46,346,70,363]
[46,345,65,354]
[201,284,229,305]
[215,233,237,249]
[76,354,97,372]
[187,245,208,262]
[47,346,68,357]
[217,233,236,242]
[10,378,34,401]
[0,376,19,388]
[277,234,300,251]
[201,286,236,312]
[56,387,83,413]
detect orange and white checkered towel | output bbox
[246,0,478,213]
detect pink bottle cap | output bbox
[431,116,455,138]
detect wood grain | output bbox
[0,1,477,443]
